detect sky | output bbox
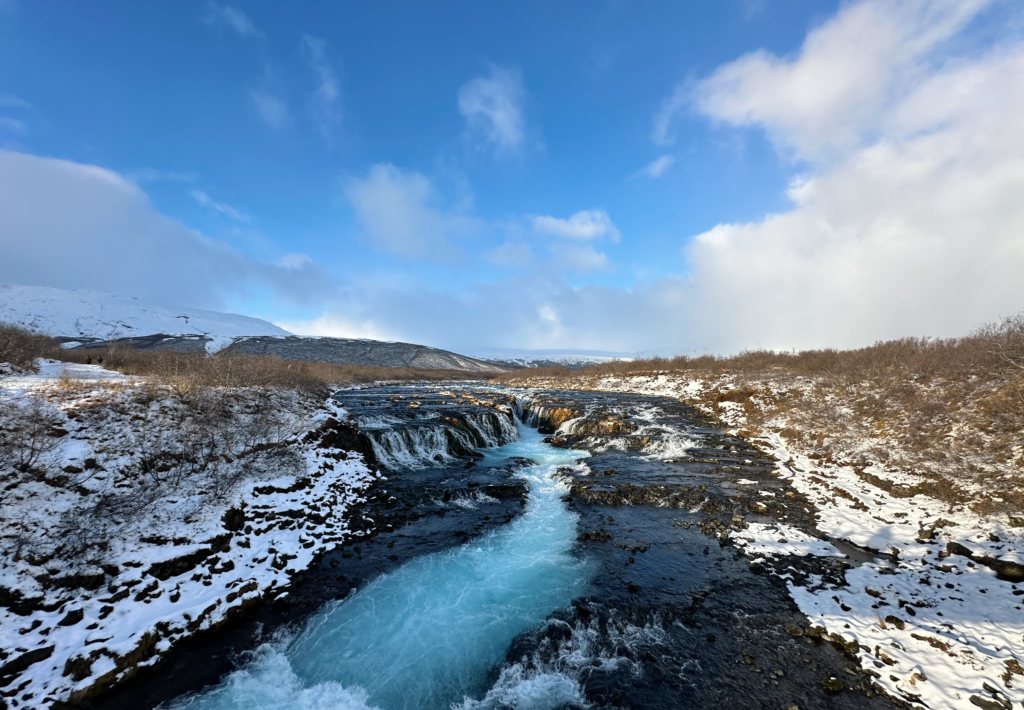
[2,0,1024,355]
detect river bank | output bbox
[500,373,1024,710]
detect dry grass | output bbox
[0,323,59,370]
[496,313,1024,514]
[492,313,1024,384]
[56,344,493,396]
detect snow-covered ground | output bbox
[0,361,377,708]
[0,284,290,352]
[508,372,1024,710]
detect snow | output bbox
[0,284,290,352]
[0,361,378,709]
[731,522,845,558]
[507,371,1024,710]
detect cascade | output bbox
[354,408,518,469]
[170,417,592,710]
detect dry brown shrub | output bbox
[57,345,493,396]
[0,323,58,370]
[492,313,1024,384]
[494,312,1024,513]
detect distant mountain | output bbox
[0,284,288,352]
[225,336,509,373]
[0,284,510,373]
[471,348,635,370]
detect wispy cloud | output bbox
[203,3,263,38]
[652,84,689,146]
[0,117,26,133]
[458,65,527,155]
[0,94,32,135]
[127,168,199,183]
[631,154,675,180]
[0,95,31,109]
[532,210,621,242]
[249,89,290,130]
[344,163,481,261]
[300,36,342,141]
[190,189,251,222]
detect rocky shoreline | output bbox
[501,378,1024,710]
[53,384,532,710]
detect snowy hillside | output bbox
[471,348,634,370]
[0,284,290,352]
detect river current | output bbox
[170,419,593,710]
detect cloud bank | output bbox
[0,150,332,311]
[673,0,1024,351]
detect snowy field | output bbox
[509,372,1024,710]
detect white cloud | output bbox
[249,89,290,130]
[488,241,534,268]
[551,245,612,274]
[668,0,1024,351]
[632,154,675,179]
[690,0,989,160]
[532,210,621,242]
[301,35,342,141]
[190,189,251,222]
[458,66,526,155]
[0,150,333,310]
[275,311,397,341]
[344,164,481,261]
[203,3,263,38]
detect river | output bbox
[169,418,593,710]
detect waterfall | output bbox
[356,409,518,469]
[169,416,593,710]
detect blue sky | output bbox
[2,1,1024,354]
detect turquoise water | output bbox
[171,421,592,710]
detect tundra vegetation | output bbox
[495,313,1024,515]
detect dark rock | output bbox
[969,695,1006,710]
[63,655,93,681]
[822,676,845,693]
[544,619,573,643]
[883,615,905,630]
[0,646,54,683]
[222,508,245,532]
[58,609,85,626]
[146,548,214,582]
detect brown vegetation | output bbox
[492,312,1024,384]
[0,323,58,370]
[496,313,1024,515]
[56,344,495,396]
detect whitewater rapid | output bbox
[170,419,592,710]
